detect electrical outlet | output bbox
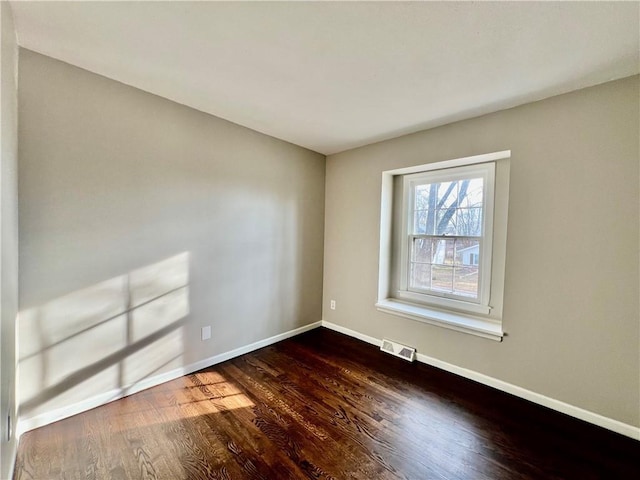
[201,326,211,341]
[330,300,336,310]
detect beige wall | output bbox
[18,49,325,420]
[0,2,19,479]
[13,44,640,438]
[323,76,639,427]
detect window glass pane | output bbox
[455,208,483,236]
[411,237,432,263]
[436,208,456,235]
[409,263,431,290]
[454,239,480,265]
[413,209,434,234]
[414,184,434,211]
[458,178,484,208]
[436,181,458,209]
[431,265,453,293]
[431,238,454,265]
[453,266,479,298]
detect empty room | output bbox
[1,1,639,479]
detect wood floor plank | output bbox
[14,328,640,479]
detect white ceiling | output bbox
[10,1,640,155]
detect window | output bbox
[398,163,495,314]
[376,151,510,341]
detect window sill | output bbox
[375,298,504,341]
[396,290,491,315]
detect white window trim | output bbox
[398,162,495,314]
[376,150,510,341]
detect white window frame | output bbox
[397,162,495,315]
[375,150,510,341]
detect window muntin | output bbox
[399,163,495,312]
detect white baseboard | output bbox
[321,320,640,441]
[17,321,322,435]
[322,320,383,347]
[18,319,639,441]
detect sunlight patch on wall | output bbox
[18,252,190,419]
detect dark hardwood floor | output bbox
[14,327,640,479]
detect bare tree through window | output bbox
[409,177,484,298]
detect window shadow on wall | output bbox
[18,252,191,419]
